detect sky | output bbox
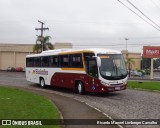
[0,0,160,53]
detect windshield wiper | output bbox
[112,58,126,77]
[112,57,118,76]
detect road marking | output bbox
[85,102,124,128]
[73,97,124,128]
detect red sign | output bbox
[143,46,160,58]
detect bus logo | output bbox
[32,69,48,75]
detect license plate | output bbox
[115,87,120,90]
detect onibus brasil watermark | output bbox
[97,119,160,125]
[1,120,42,126]
[1,119,160,125]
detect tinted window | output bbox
[70,54,83,68]
[42,56,49,67]
[34,57,41,67]
[84,53,95,61]
[60,55,69,67]
[26,58,34,67]
[50,56,59,67]
[26,58,29,67]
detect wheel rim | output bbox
[78,83,82,93]
[41,79,45,87]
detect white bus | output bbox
[26,48,128,94]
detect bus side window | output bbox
[28,58,34,67]
[60,55,69,67]
[26,58,30,67]
[50,56,58,67]
[34,57,41,67]
[70,54,83,68]
[42,57,49,67]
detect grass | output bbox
[0,86,62,128]
[128,81,160,91]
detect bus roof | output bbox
[26,48,121,57]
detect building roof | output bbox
[0,44,34,52]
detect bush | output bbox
[144,69,150,75]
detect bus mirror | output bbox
[97,57,101,67]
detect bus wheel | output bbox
[77,81,85,95]
[40,78,45,88]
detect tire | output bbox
[40,78,45,88]
[77,81,85,95]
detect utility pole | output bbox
[35,20,49,51]
[125,38,130,77]
[125,38,128,51]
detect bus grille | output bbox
[110,83,123,86]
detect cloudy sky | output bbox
[0,0,160,52]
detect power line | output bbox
[73,42,160,47]
[125,0,160,29]
[116,0,160,31]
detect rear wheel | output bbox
[77,81,85,95]
[40,78,45,88]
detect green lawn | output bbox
[0,86,62,128]
[128,81,160,91]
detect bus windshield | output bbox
[98,54,127,80]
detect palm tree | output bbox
[33,36,54,53]
[126,58,135,77]
[33,43,41,53]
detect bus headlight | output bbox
[100,81,110,86]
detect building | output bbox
[122,50,141,70]
[54,42,72,49]
[0,44,33,70]
[0,43,72,70]
[0,43,141,71]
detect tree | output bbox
[126,58,135,77]
[33,43,41,53]
[33,35,54,53]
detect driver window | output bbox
[83,53,98,78]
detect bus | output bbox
[26,48,128,94]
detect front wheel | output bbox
[77,81,85,95]
[40,78,45,88]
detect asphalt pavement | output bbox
[0,71,120,128]
[0,71,160,128]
